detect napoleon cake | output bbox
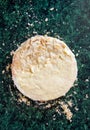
[11,35,77,101]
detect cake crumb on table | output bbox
[61,102,73,121]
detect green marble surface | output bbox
[0,0,90,129]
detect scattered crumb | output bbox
[76,53,79,57]
[53,117,56,120]
[18,93,30,106]
[45,104,51,108]
[45,32,50,35]
[2,70,5,74]
[18,97,27,103]
[26,101,30,106]
[67,100,73,107]
[33,31,37,34]
[60,102,73,121]
[73,91,77,94]
[10,50,15,56]
[52,114,56,120]
[6,64,11,72]
[9,85,14,97]
[16,44,20,47]
[85,94,88,98]
[85,79,89,82]
[2,81,4,83]
[27,23,30,26]
[74,82,78,86]
[45,18,48,22]
[56,108,61,115]
[6,56,9,59]
[2,43,5,46]
[30,23,34,27]
[75,106,79,111]
[50,7,54,11]
[46,123,48,126]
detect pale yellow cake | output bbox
[11,35,77,101]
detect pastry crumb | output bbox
[10,50,15,56]
[61,102,73,121]
[67,100,73,107]
[18,93,30,106]
[45,104,51,108]
[2,70,5,74]
[6,64,11,71]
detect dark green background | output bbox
[0,0,90,130]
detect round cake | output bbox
[11,35,77,101]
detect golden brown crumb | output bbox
[18,93,30,105]
[60,102,73,121]
[67,100,73,107]
[45,104,51,108]
[6,64,11,72]
[56,108,61,115]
